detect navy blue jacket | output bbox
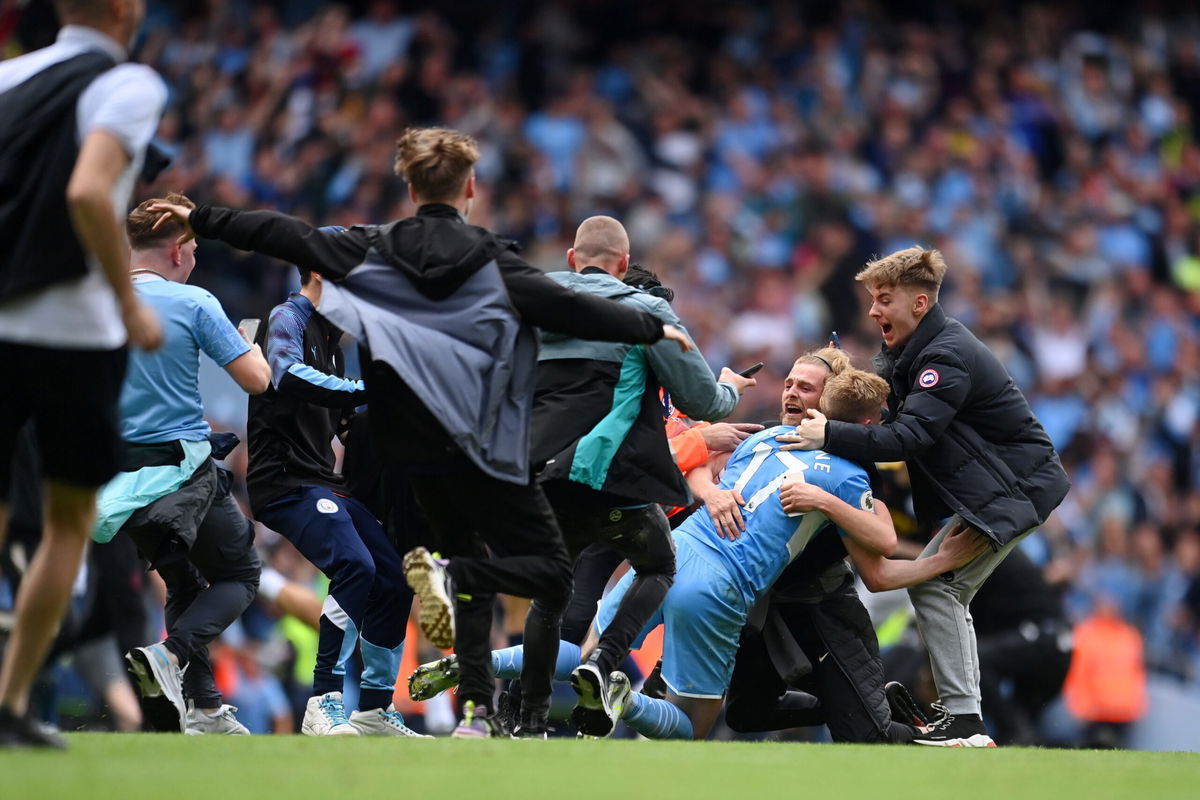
[246,292,366,514]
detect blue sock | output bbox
[622,693,694,740]
[491,641,583,681]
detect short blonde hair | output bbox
[795,346,851,377]
[855,247,947,299]
[573,216,630,264]
[819,369,890,423]
[394,127,480,201]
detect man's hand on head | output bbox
[147,201,196,246]
[775,409,827,451]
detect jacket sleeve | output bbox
[823,351,971,463]
[266,304,367,409]
[669,426,711,474]
[639,297,739,421]
[190,205,368,280]
[497,251,664,344]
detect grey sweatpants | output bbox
[907,516,1034,716]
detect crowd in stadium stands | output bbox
[5,0,1200,741]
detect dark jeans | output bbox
[407,467,572,720]
[725,583,914,743]
[128,489,261,707]
[543,480,675,675]
[560,543,626,645]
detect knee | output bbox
[723,696,755,733]
[338,548,377,586]
[632,552,675,579]
[908,575,954,605]
[543,551,573,604]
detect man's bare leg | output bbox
[0,482,95,714]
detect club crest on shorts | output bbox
[918,368,940,388]
[316,498,339,514]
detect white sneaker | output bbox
[349,704,431,737]
[185,702,250,735]
[403,547,456,649]
[125,643,187,733]
[301,692,360,736]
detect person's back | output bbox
[678,426,871,605]
[121,279,249,444]
[246,281,364,516]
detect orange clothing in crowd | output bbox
[1063,610,1148,724]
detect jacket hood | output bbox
[368,204,513,300]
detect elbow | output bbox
[858,566,890,594]
[242,362,272,395]
[65,179,107,215]
[252,365,273,394]
[879,536,899,558]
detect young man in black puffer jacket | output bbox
[781,247,1070,747]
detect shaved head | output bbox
[571,216,630,270]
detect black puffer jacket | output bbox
[822,304,1070,546]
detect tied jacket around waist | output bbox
[188,203,666,484]
[821,304,1070,547]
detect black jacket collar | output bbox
[886,303,949,383]
[416,203,467,223]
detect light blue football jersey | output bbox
[675,425,873,606]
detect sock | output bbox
[491,640,582,681]
[622,693,694,740]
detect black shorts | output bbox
[0,341,127,493]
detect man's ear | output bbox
[913,291,930,315]
[408,183,419,205]
[615,252,630,278]
[169,242,181,268]
[465,174,476,199]
[567,248,578,271]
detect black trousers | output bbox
[725,583,915,743]
[977,622,1072,745]
[560,543,626,645]
[543,480,675,675]
[407,468,572,719]
[127,485,261,707]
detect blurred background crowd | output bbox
[3,0,1200,747]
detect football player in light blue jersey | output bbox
[675,426,882,612]
[408,369,984,739]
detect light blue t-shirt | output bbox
[120,277,249,443]
[676,425,873,606]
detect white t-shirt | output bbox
[0,25,168,349]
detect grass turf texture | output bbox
[3,734,1198,800]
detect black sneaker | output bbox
[641,659,667,700]
[570,660,620,737]
[884,681,929,729]
[493,686,520,738]
[511,709,549,740]
[0,707,67,749]
[911,705,996,747]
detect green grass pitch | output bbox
[3,734,1198,800]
